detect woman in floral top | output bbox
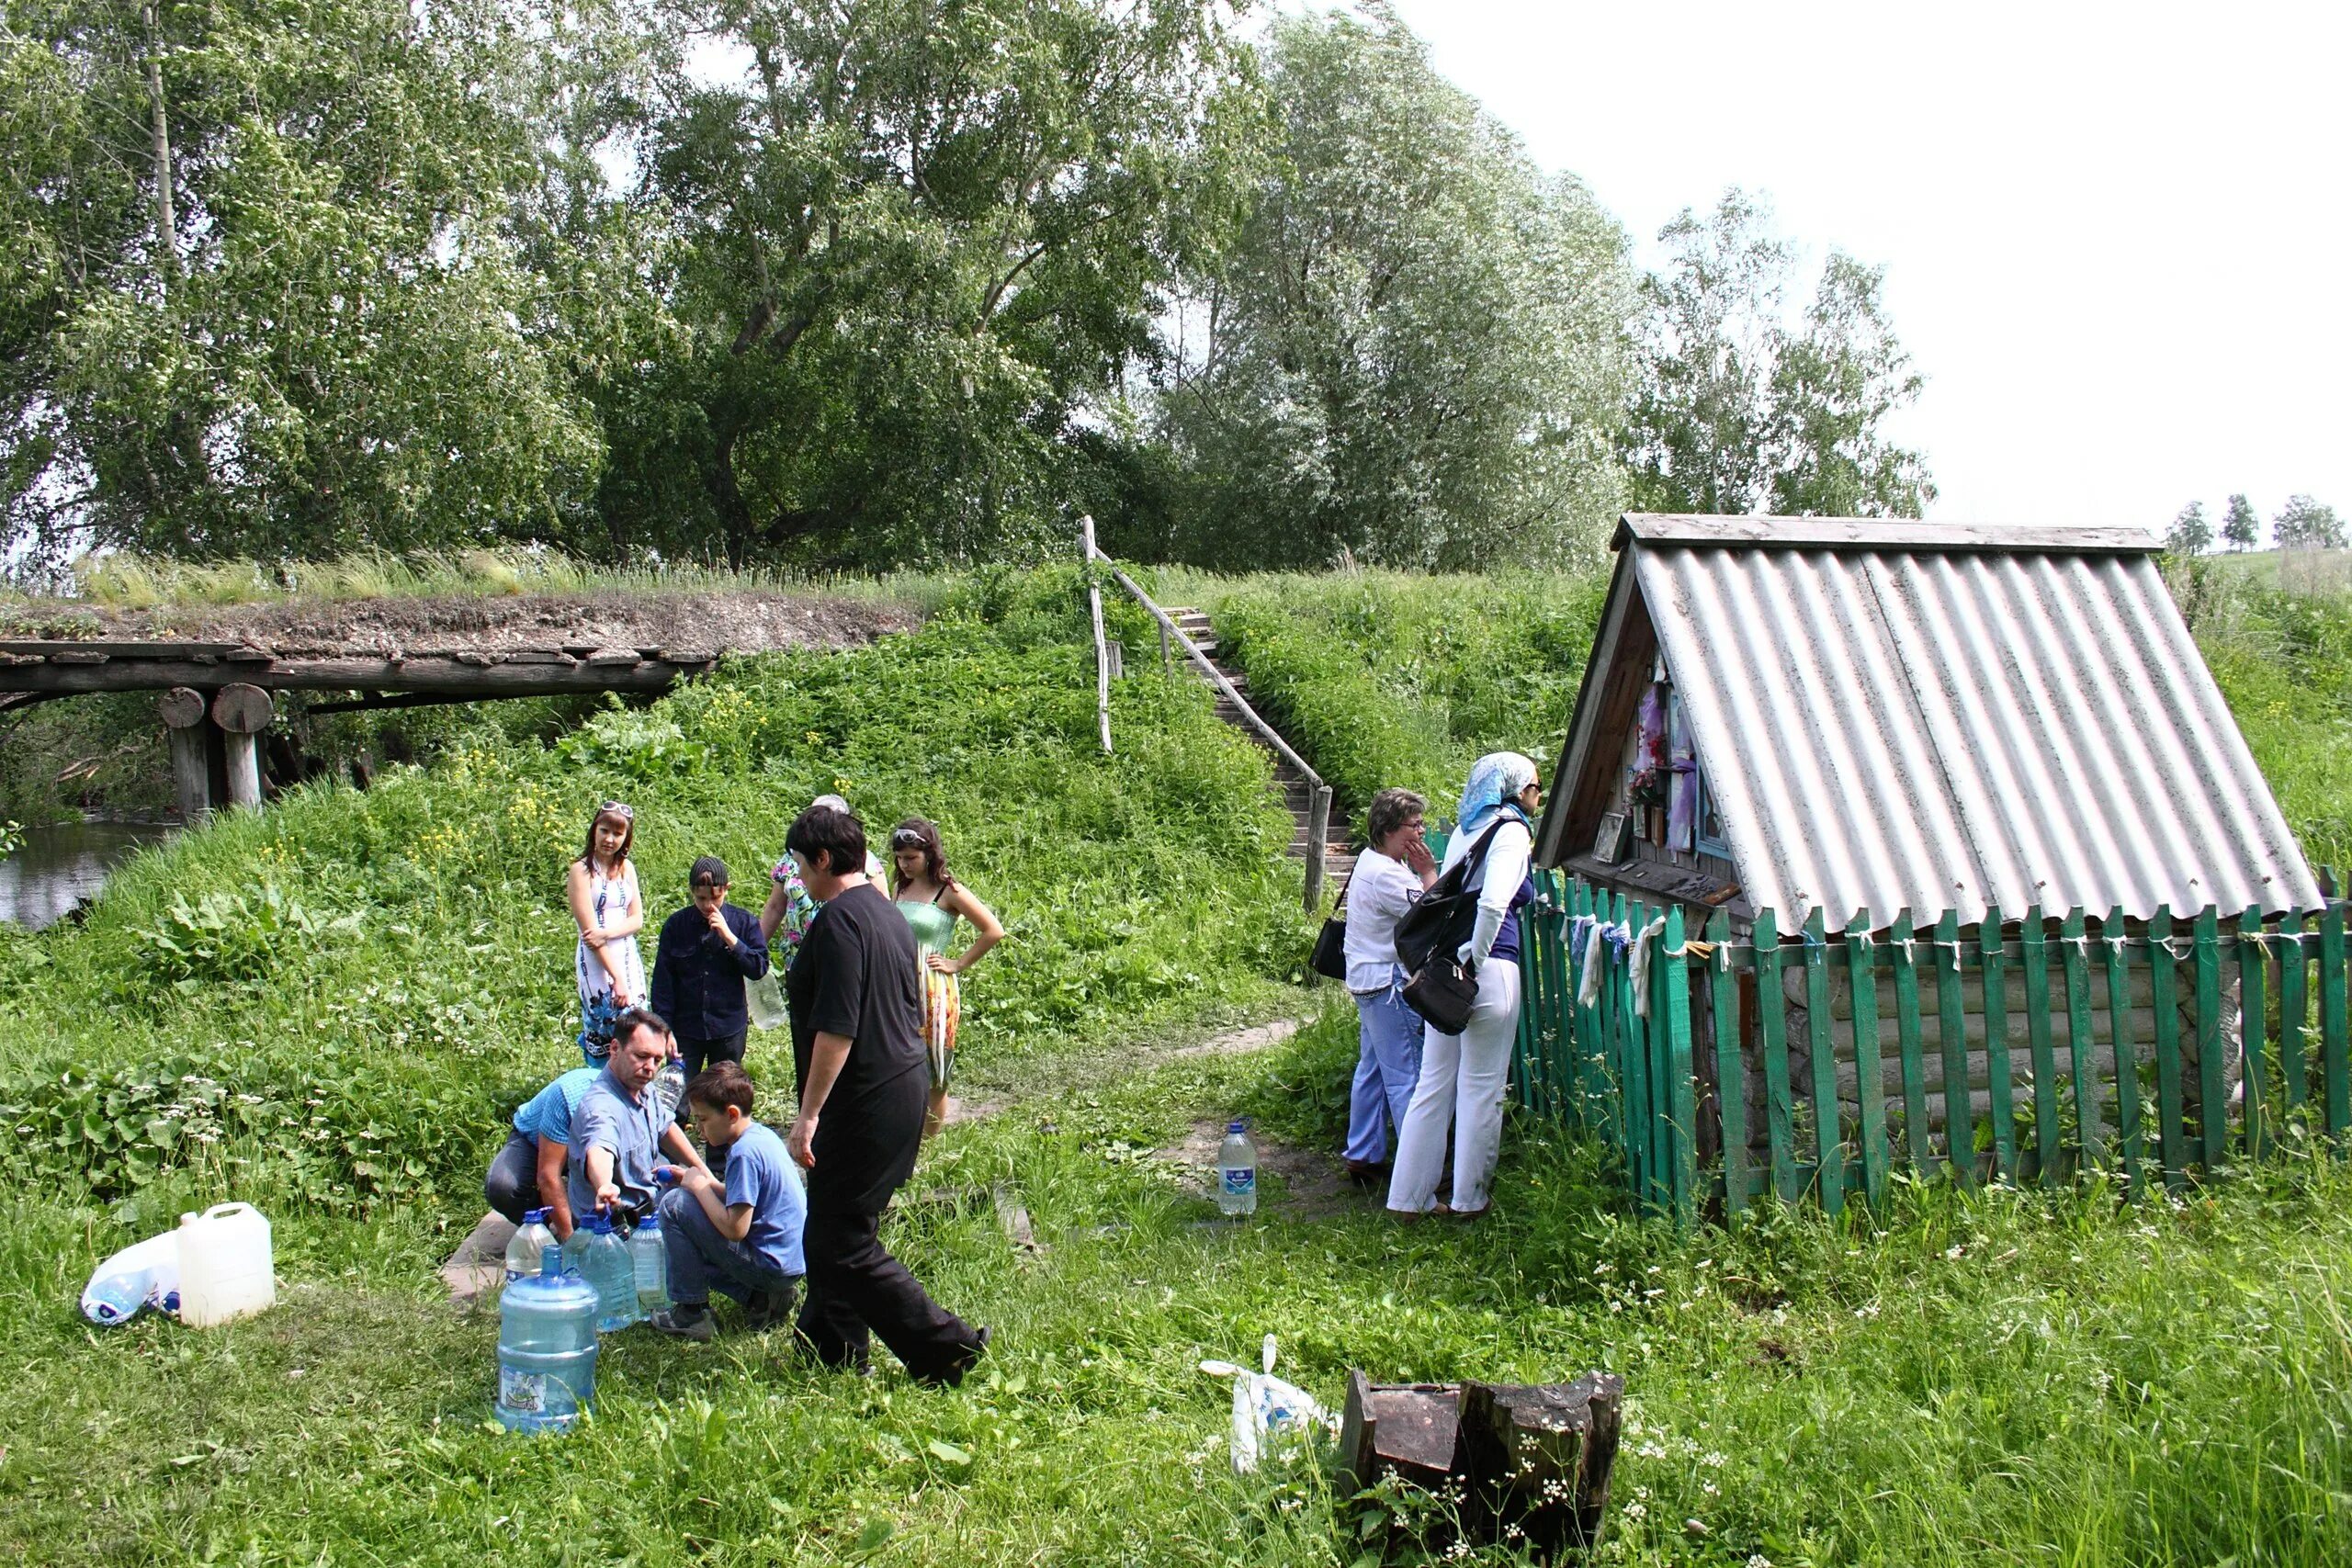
[758,794,884,965]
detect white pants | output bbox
[1385,960,1521,1214]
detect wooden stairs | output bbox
[1162,605,1352,892]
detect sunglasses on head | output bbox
[890,828,927,847]
[598,801,635,821]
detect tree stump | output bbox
[1453,1374,1623,1556]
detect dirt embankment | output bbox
[4,589,921,660]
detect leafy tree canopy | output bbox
[1620,190,1935,520]
[1131,4,1636,571]
[2274,493,2344,551]
[2222,492,2262,551]
[2166,500,2212,556]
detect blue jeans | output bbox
[1346,980,1425,1166]
[659,1187,801,1309]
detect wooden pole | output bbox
[211,682,273,808]
[1080,515,1112,755]
[1305,782,1331,910]
[1159,619,1171,677]
[159,686,210,823]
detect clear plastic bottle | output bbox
[575,1214,639,1331]
[629,1209,670,1316]
[495,1247,600,1434]
[647,1057,687,1126]
[1216,1121,1259,1217]
[503,1209,554,1285]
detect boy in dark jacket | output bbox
[650,857,772,1090]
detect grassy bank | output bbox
[3,1008,2346,1565]
[0,569,1306,1225]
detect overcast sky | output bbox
[1379,0,2351,537]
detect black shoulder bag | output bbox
[1309,863,1352,982]
[1393,815,1518,1034]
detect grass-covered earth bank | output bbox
[0,562,2349,1564]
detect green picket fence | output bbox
[1514,872,2352,1226]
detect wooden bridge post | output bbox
[211,683,273,807]
[159,686,213,823]
[1305,783,1332,909]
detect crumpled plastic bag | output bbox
[1199,1334,1332,1472]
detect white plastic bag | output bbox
[1199,1334,1331,1472]
[81,1230,182,1325]
[746,968,787,1032]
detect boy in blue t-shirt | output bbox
[650,1060,808,1340]
[485,1066,600,1239]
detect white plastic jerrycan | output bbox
[176,1202,276,1326]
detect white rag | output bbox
[1628,916,1668,1017]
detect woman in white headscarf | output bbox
[1386,752,1541,1219]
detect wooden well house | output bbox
[1523,514,2326,1195]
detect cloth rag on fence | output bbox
[1570,914,1671,1015]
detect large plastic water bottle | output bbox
[629,1210,670,1316]
[494,1247,600,1434]
[505,1210,556,1286]
[574,1213,639,1331]
[81,1230,182,1325]
[1216,1121,1259,1217]
[647,1057,687,1126]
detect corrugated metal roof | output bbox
[1619,513,2165,554]
[1556,517,2318,928]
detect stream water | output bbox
[0,820,173,930]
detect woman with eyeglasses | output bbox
[886,818,1003,1137]
[569,800,647,1065]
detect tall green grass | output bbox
[1198,570,1607,825]
[0,569,1307,1224]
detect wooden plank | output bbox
[1847,909,1886,1208]
[2103,907,2143,1195]
[0,638,245,658]
[2020,907,2062,1179]
[2148,908,2188,1190]
[1708,909,1747,1220]
[1546,880,1576,1125]
[1980,904,2017,1183]
[2194,908,2225,1168]
[1933,911,1974,1187]
[1661,906,1698,1226]
[2280,906,2311,1120]
[1754,909,1796,1204]
[2324,902,2342,1146]
[2059,908,2100,1172]
[1890,911,1932,1173]
[2239,907,2270,1158]
[2323,902,2349,1144]
[1607,893,1640,1197]
[1803,908,1842,1214]
[1615,514,2165,554]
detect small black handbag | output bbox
[1400,953,1479,1034]
[1309,881,1350,982]
[1392,813,1519,1032]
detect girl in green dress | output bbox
[888,818,1005,1137]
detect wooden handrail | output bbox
[1083,541,1333,908]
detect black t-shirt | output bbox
[786,881,926,1107]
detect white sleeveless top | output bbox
[574,860,644,1003]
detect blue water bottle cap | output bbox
[540,1248,564,1279]
[637,1209,660,1232]
[523,1208,544,1224]
[1227,1120,1247,1134]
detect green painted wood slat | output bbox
[1848,908,1887,1207]
[1754,909,1797,1204]
[2322,902,2348,1142]
[1890,911,1932,1173]
[2060,908,2100,1173]
[1935,910,1974,1188]
[2147,907,2187,1190]
[1980,904,2017,1183]
[1803,909,1842,1214]
[1707,909,1747,1220]
[2194,908,2224,1167]
[2020,907,2061,1179]
[2278,908,2310,1121]
[1662,905,1699,1227]
[2102,906,2143,1195]
[2238,907,2270,1158]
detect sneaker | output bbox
[650,1304,717,1342]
